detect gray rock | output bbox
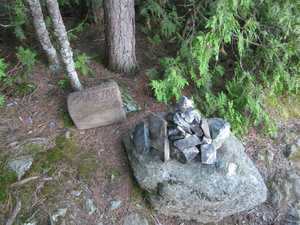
[202,136,212,144]
[52,208,67,222]
[7,156,34,180]
[172,146,199,164]
[201,144,216,164]
[173,134,201,150]
[123,132,267,223]
[122,212,149,225]
[285,207,300,225]
[70,190,82,196]
[85,198,97,215]
[178,96,195,113]
[148,112,170,162]
[268,170,300,209]
[201,118,211,138]
[173,112,193,130]
[190,123,204,137]
[181,110,201,124]
[133,121,150,155]
[296,137,300,147]
[169,134,185,142]
[284,144,297,159]
[208,118,231,149]
[118,81,142,114]
[168,127,180,136]
[110,200,122,210]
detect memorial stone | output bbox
[67,81,126,130]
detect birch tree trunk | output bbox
[26,0,60,73]
[104,0,138,75]
[45,0,84,91]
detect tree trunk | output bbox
[92,0,104,25]
[104,0,138,75]
[45,0,84,91]
[26,0,60,73]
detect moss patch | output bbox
[266,94,300,121]
[0,159,17,202]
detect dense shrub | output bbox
[141,0,300,135]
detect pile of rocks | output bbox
[133,96,230,164]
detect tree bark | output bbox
[26,0,60,73]
[92,0,104,25]
[104,0,138,75]
[45,0,84,91]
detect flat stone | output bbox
[201,144,217,164]
[168,127,180,136]
[173,134,201,150]
[201,118,211,138]
[169,134,185,142]
[110,200,122,210]
[133,121,150,155]
[148,112,170,162]
[67,81,126,130]
[7,156,34,180]
[173,146,200,164]
[85,198,97,215]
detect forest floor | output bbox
[0,19,300,225]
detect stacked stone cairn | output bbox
[133,96,231,164]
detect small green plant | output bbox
[135,203,143,208]
[110,217,117,221]
[110,173,115,182]
[74,52,95,77]
[58,77,70,88]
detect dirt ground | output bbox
[0,20,299,225]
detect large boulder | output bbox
[123,132,267,223]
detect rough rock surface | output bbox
[122,212,149,225]
[123,132,267,223]
[7,156,34,180]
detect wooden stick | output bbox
[10,176,40,187]
[6,200,21,225]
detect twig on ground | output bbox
[10,176,40,187]
[5,199,21,225]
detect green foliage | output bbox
[147,33,162,53]
[58,75,70,88]
[142,0,300,135]
[150,57,188,103]
[11,0,29,40]
[0,156,18,202]
[74,52,95,76]
[17,46,39,71]
[0,58,9,105]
